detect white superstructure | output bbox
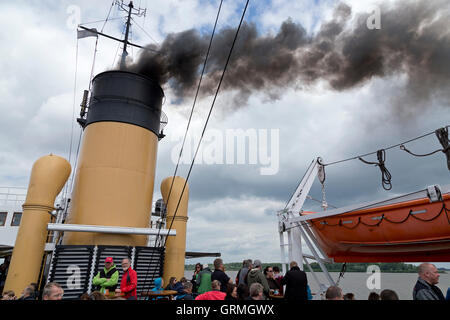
[0,187,26,256]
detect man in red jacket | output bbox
[119,258,137,300]
[195,280,226,300]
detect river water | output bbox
[184,270,450,300]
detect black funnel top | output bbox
[85,70,164,136]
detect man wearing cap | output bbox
[246,259,270,299]
[92,257,119,295]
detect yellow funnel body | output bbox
[4,154,71,295]
[63,122,158,246]
[161,176,189,285]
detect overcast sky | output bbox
[0,0,449,270]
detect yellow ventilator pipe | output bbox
[161,176,189,285]
[4,154,71,295]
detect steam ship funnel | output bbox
[161,176,189,285]
[4,154,71,295]
[63,71,164,246]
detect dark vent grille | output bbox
[134,246,164,299]
[47,246,95,300]
[47,245,164,300]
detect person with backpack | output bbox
[246,260,270,299]
[196,263,212,294]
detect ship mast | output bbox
[77,1,147,70]
[116,0,147,69]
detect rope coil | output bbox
[358,149,392,191]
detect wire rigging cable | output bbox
[64,1,116,202]
[141,0,227,294]
[62,38,79,202]
[319,125,450,167]
[317,125,449,190]
[143,0,250,296]
[156,0,225,241]
[78,16,123,26]
[131,16,159,45]
[400,127,450,170]
[161,0,251,251]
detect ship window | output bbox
[0,212,6,226]
[11,212,22,226]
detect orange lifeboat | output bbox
[306,191,450,262]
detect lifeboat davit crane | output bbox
[277,158,450,277]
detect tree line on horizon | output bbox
[185,262,447,273]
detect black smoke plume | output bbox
[125,0,450,111]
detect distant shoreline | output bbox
[185,262,448,273]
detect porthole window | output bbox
[11,212,22,226]
[0,212,7,226]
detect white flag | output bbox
[77,28,98,39]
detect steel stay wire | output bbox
[147,0,251,297]
[140,0,225,295]
[400,127,450,170]
[142,0,250,298]
[159,0,251,252]
[318,125,450,167]
[284,127,449,216]
[64,1,116,211]
[156,0,224,235]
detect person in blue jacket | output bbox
[149,277,164,300]
[307,285,313,300]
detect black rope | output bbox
[409,203,447,223]
[319,125,450,167]
[335,262,347,287]
[445,205,450,225]
[436,127,450,170]
[339,217,361,230]
[359,214,384,227]
[399,127,450,163]
[399,144,444,157]
[358,149,392,190]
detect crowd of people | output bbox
[0,257,449,301]
[159,259,450,301]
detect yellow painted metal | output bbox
[63,122,158,246]
[4,154,71,295]
[161,176,189,285]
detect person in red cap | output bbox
[92,257,119,295]
[118,258,138,300]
